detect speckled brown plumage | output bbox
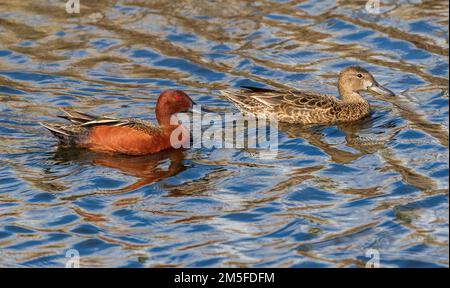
[220,66,394,125]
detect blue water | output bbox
[0,0,448,267]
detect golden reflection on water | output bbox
[53,148,187,194]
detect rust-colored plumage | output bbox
[220,66,395,125]
[41,90,194,155]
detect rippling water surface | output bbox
[0,0,448,267]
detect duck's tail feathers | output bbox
[220,89,272,111]
[58,107,97,124]
[40,122,86,146]
[240,86,277,93]
[219,89,255,108]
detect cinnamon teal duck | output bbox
[40,90,194,155]
[220,66,394,124]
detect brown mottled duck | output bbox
[220,66,395,125]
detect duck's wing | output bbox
[77,116,162,135]
[240,86,279,93]
[42,110,161,146]
[110,118,162,135]
[57,107,161,133]
[280,91,339,110]
[220,88,271,112]
[239,86,339,110]
[59,107,119,125]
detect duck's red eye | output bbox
[175,95,181,101]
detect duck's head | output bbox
[156,90,195,126]
[338,66,395,101]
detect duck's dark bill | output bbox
[369,83,395,97]
[184,106,215,114]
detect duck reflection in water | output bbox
[52,148,187,194]
[278,112,401,164]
